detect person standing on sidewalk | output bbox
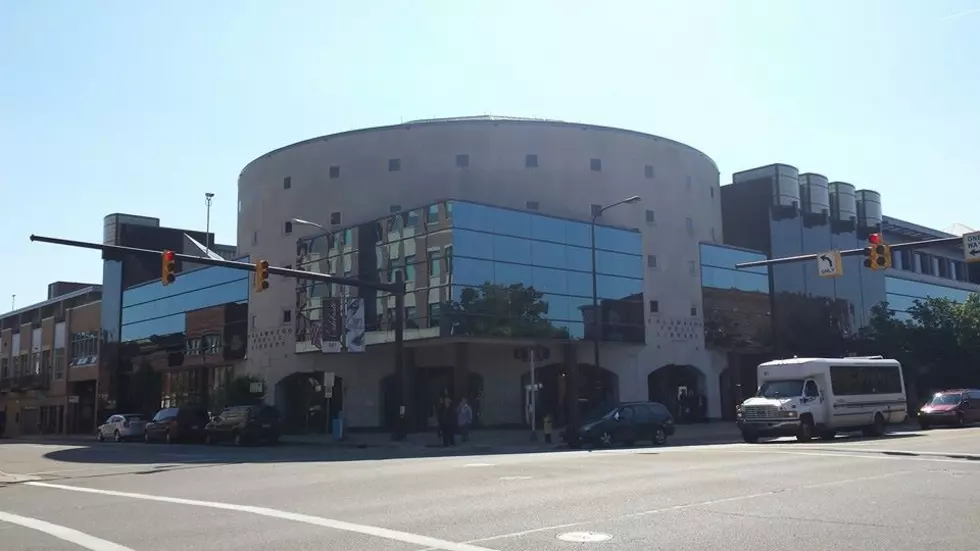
[457,399,473,443]
[437,397,455,447]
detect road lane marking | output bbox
[0,510,134,551]
[499,476,533,481]
[24,481,501,551]
[462,463,495,467]
[735,449,980,464]
[437,470,912,548]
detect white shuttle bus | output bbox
[736,356,908,443]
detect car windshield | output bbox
[582,407,618,423]
[928,394,962,406]
[757,380,804,398]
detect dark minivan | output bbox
[144,407,210,444]
[564,401,675,448]
[205,405,282,446]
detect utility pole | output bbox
[205,192,215,251]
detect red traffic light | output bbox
[868,233,881,245]
[163,250,175,262]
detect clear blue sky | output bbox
[2,1,978,310]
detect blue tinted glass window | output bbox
[566,271,593,298]
[541,294,570,322]
[700,244,768,274]
[532,266,568,295]
[565,221,590,248]
[530,216,567,243]
[597,275,642,300]
[490,207,531,238]
[594,226,641,254]
[121,313,185,342]
[122,280,248,325]
[565,296,591,320]
[452,229,493,260]
[531,241,567,269]
[452,202,496,231]
[493,234,532,264]
[453,257,495,286]
[123,262,249,307]
[596,250,642,277]
[701,266,769,293]
[885,293,918,314]
[885,277,974,303]
[494,262,533,287]
[565,246,592,272]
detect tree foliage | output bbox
[860,294,980,401]
[447,283,570,339]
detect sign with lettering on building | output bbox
[963,231,980,263]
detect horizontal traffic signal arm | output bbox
[29,234,404,295]
[733,235,965,269]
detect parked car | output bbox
[144,407,210,444]
[918,389,980,429]
[563,401,675,448]
[205,404,281,446]
[97,414,146,442]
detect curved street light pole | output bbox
[589,196,641,377]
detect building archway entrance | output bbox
[381,369,484,430]
[647,364,707,423]
[520,363,618,427]
[275,371,344,433]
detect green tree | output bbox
[210,375,266,411]
[861,294,980,404]
[447,283,570,339]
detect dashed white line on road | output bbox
[499,476,533,481]
[24,481,501,551]
[0,510,134,551]
[462,463,496,468]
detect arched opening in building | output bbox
[381,370,484,430]
[520,363,619,427]
[275,371,344,433]
[647,364,707,423]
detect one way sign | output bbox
[817,250,843,278]
[964,231,980,264]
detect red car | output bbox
[918,389,980,429]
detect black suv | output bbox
[564,401,675,448]
[205,404,282,446]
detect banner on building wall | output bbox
[319,298,344,353]
[344,298,366,353]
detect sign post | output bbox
[963,231,980,263]
[817,250,843,278]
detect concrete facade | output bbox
[237,117,724,427]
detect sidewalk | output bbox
[281,422,744,451]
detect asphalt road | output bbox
[2,426,980,551]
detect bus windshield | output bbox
[757,380,804,399]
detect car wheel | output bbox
[97,431,105,442]
[919,420,931,430]
[741,432,759,444]
[819,430,836,440]
[599,431,614,447]
[114,430,122,443]
[796,419,814,442]
[653,427,667,446]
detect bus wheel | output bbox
[863,413,886,437]
[796,418,814,442]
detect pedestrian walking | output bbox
[457,398,473,443]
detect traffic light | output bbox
[161,250,176,285]
[255,260,270,293]
[863,233,892,270]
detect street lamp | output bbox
[292,217,327,232]
[589,195,641,374]
[204,193,215,251]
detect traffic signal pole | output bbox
[29,234,411,439]
[734,235,966,269]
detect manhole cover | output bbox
[557,531,612,542]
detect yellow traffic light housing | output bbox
[161,250,176,285]
[863,234,891,270]
[255,260,270,293]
